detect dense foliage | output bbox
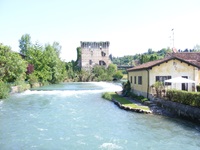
[0,44,27,83]
[19,34,66,84]
[122,81,131,96]
[0,81,10,99]
[129,93,149,103]
[112,48,172,66]
[166,89,200,107]
[0,34,68,99]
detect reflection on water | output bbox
[0,82,200,150]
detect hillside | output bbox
[112,48,172,66]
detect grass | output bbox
[102,92,150,111]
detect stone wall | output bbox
[153,98,200,123]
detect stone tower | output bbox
[80,41,111,70]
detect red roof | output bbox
[127,52,200,72]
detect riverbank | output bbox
[102,92,152,114]
[152,97,200,123]
[111,91,200,124]
[10,82,42,94]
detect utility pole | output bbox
[172,28,174,48]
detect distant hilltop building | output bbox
[79,41,111,70]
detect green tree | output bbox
[66,62,75,80]
[149,54,158,61]
[107,64,117,77]
[148,48,154,54]
[139,54,149,64]
[0,44,27,83]
[19,34,32,55]
[41,44,66,83]
[113,70,123,80]
[93,65,105,77]
[0,81,10,99]
[52,42,62,57]
[23,39,66,84]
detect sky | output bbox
[0,0,200,62]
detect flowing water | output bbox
[0,82,200,150]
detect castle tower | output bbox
[80,41,111,70]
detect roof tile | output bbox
[127,52,200,72]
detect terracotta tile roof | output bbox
[127,52,200,72]
[168,52,200,67]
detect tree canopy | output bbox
[19,34,32,55]
[112,47,172,66]
[19,34,66,84]
[0,43,27,83]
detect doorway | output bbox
[182,76,188,91]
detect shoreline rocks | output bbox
[112,99,152,114]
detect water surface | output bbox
[0,82,200,150]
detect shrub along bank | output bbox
[0,81,10,99]
[166,89,200,107]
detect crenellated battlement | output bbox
[80,41,110,49]
[79,41,111,70]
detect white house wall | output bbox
[149,59,198,91]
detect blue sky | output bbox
[1,0,200,61]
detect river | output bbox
[0,82,200,150]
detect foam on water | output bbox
[0,101,3,111]
[20,82,122,96]
[99,143,123,149]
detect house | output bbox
[79,41,111,70]
[127,52,200,99]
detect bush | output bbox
[122,81,131,96]
[166,89,200,107]
[130,93,149,103]
[153,81,164,97]
[102,92,113,100]
[0,81,10,99]
[130,93,138,99]
[18,83,30,92]
[28,73,38,85]
[197,85,200,92]
[113,70,123,80]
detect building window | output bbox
[138,76,142,85]
[99,60,106,66]
[89,60,92,65]
[101,51,106,57]
[182,76,188,91]
[134,76,136,84]
[156,76,171,85]
[130,76,132,83]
